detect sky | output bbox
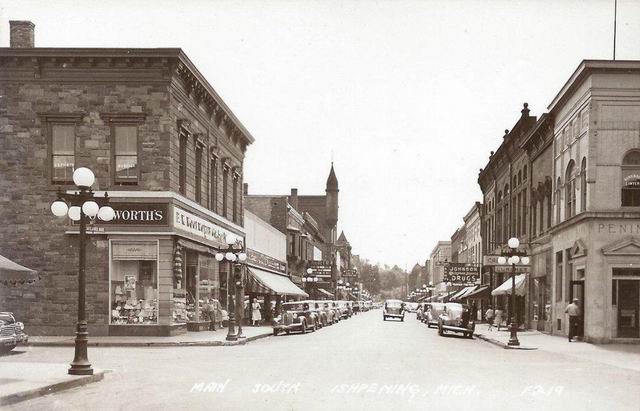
[2,0,640,268]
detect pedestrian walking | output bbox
[203,298,217,331]
[485,306,495,330]
[494,307,504,331]
[565,298,581,342]
[251,298,262,326]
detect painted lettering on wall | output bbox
[598,223,640,234]
[174,207,243,247]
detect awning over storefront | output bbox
[465,284,490,300]
[491,274,527,296]
[348,293,358,301]
[246,267,308,297]
[436,291,456,302]
[0,254,38,285]
[450,286,476,301]
[317,288,334,298]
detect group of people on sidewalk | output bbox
[482,299,582,342]
[201,298,265,331]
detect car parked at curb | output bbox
[273,301,320,335]
[317,301,339,325]
[383,299,405,321]
[404,302,419,313]
[0,312,27,353]
[336,301,352,319]
[437,303,475,338]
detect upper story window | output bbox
[622,150,640,206]
[195,143,203,203]
[178,128,188,195]
[113,125,139,184]
[210,154,218,213]
[232,171,239,223]
[523,165,527,180]
[565,160,576,219]
[580,158,587,212]
[555,177,562,223]
[222,163,229,219]
[51,124,76,183]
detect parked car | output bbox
[352,301,361,314]
[362,300,372,311]
[273,301,319,335]
[0,312,26,353]
[437,303,475,338]
[423,303,446,328]
[404,302,419,313]
[317,301,339,325]
[329,301,342,322]
[335,301,352,319]
[383,299,405,321]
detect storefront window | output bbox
[110,241,158,325]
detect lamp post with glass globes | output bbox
[302,268,320,299]
[50,167,115,375]
[497,237,530,347]
[214,236,247,342]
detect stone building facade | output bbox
[478,103,537,325]
[0,22,253,336]
[548,60,640,343]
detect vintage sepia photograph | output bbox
[1,1,640,410]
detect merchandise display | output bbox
[110,254,159,325]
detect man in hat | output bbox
[565,298,581,342]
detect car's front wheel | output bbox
[383,315,387,321]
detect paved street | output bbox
[2,310,639,411]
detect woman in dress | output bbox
[251,298,262,326]
[494,307,504,331]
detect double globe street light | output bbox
[302,268,319,299]
[497,237,530,347]
[215,237,246,341]
[50,167,115,375]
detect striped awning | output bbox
[246,267,308,297]
[465,284,490,300]
[317,288,334,298]
[492,274,527,296]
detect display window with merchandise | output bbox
[110,240,159,325]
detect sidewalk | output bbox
[28,325,273,347]
[0,362,104,407]
[474,326,640,372]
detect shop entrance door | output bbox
[569,280,584,338]
[617,280,639,338]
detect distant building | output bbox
[429,241,451,294]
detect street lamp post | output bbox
[215,237,247,342]
[497,237,530,347]
[302,268,319,299]
[50,167,115,375]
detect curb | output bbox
[0,370,104,407]
[27,332,272,348]
[474,333,538,350]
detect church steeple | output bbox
[326,163,339,228]
[326,162,339,192]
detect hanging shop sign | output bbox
[247,249,287,274]
[444,263,480,286]
[173,206,244,248]
[307,260,333,278]
[73,203,169,226]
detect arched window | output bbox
[565,160,576,219]
[555,177,562,223]
[622,150,640,206]
[580,158,587,212]
[518,170,522,185]
[523,165,528,181]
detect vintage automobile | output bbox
[416,303,424,321]
[437,303,475,338]
[335,301,352,319]
[314,300,338,327]
[352,301,361,314]
[362,300,372,312]
[272,301,320,335]
[404,302,419,313]
[383,299,405,321]
[423,302,447,328]
[329,301,342,322]
[0,312,26,353]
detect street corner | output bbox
[0,363,105,407]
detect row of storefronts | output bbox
[428,59,640,343]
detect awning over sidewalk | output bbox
[491,274,527,296]
[450,286,476,301]
[317,288,334,298]
[246,267,308,297]
[465,284,490,300]
[437,291,456,302]
[0,254,38,285]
